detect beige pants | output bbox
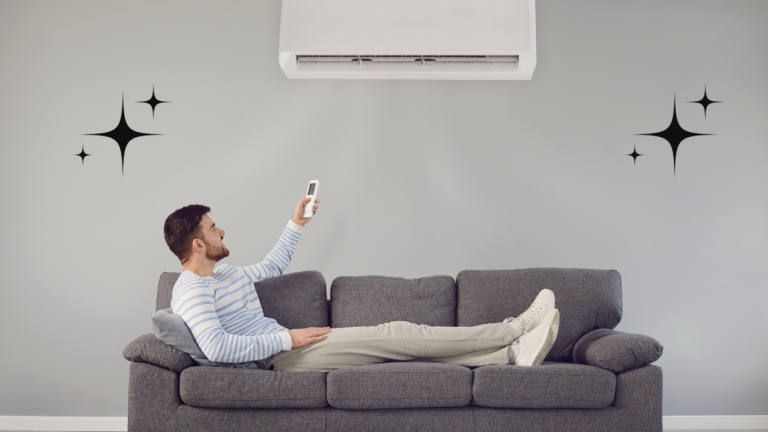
[257,321,518,372]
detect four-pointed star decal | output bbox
[85,94,160,176]
[137,85,170,118]
[632,89,719,176]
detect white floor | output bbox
[7,429,768,432]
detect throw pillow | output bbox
[572,328,663,373]
[151,308,261,369]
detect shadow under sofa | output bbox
[124,268,663,432]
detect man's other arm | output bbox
[172,282,289,362]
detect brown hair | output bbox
[164,204,211,264]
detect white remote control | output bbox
[303,180,320,218]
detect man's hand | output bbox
[289,327,331,349]
[291,197,319,227]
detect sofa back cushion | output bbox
[156,272,179,311]
[331,275,456,327]
[155,270,330,329]
[456,268,622,362]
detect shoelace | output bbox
[505,304,543,329]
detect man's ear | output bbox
[192,238,205,253]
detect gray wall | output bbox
[1,0,766,417]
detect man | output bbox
[163,198,560,372]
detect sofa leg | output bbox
[128,362,183,432]
[612,365,663,432]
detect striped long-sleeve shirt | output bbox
[170,220,303,363]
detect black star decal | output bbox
[689,86,721,118]
[75,145,91,165]
[637,97,711,175]
[85,94,159,176]
[137,85,169,118]
[627,145,642,165]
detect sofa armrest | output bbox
[613,365,664,432]
[573,329,663,373]
[123,333,195,373]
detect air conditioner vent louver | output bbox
[297,55,518,61]
[296,55,519,72]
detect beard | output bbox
[204,239,230,262]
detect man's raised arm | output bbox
[241,197,318,282]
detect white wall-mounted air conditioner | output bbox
[279,0,536,80]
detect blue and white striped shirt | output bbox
[171,220,303,363]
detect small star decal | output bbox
[689,86,721,118]
[137,85,169,118]
[75,145,91,165]
[637,96,711,176]
[627,146,642,165]
[85,94,160,176]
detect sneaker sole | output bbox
[531,310,559,366]
[515,309,559,367]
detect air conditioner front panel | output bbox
[279,0,536,80]
[280,0,530,53]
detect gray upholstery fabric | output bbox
[128,362,183,432]
[471,407,618,432]
[180,366,328,409]
[155,271,329,331]
[123,334,195,373]
[456,268,623,362]
[129,363,328,432]
[326,362,472,409]
[471,361,616,409]
[612,365,664,432]
[326,407,474,432]
[176,406,328,432]
[151,308,260,369]
[156,272,178,312]
[573,328,663,373]
[254,270,330,330]
[127,362,650,432]
[330,275,456,327]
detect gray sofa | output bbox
[123,268,663,432]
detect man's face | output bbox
[199,214,229,262]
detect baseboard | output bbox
[664,415,768,430]
[0,416,127,431]
[1,415,766,431]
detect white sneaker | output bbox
[509,308,560,367]
[503,289,555,334]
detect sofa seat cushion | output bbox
[327,362,472,409]
[471,361,616,409]
[179,366,328,408]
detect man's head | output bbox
[164,205,229,264]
